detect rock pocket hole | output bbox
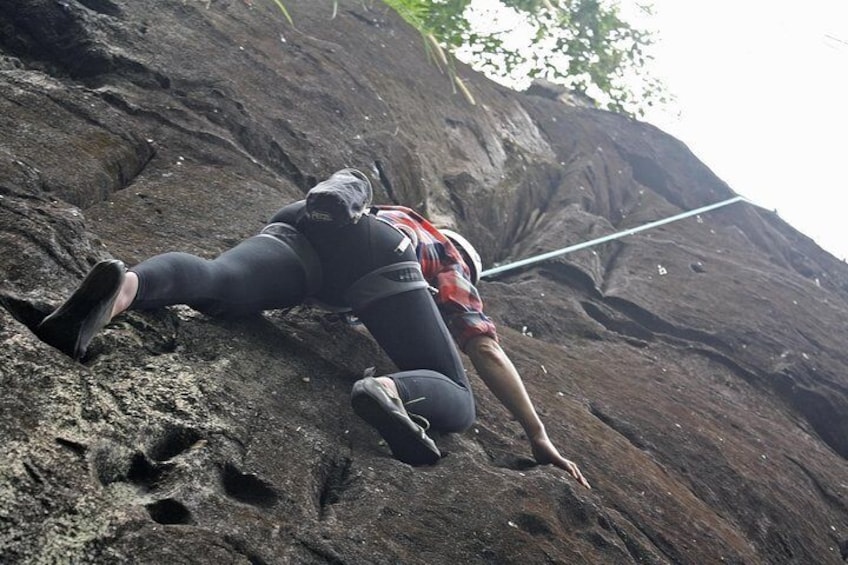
[222,464,279,509]
[146,498,191,525]
[127,452,171,489]
[690,262,706,273]
[493,455,538,471]
[148,426,203,462]
[317,456,352,518]
[55,437,87,458]
[0,293,51,333]
[515,512,554,538]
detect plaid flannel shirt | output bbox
[374,205,498,351]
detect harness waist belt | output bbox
[345,261,429,310]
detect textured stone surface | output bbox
[1,1,847,563]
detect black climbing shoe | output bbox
[36,259,125,361]
[351,376,441,466]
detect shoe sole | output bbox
[36,260,125,360]
[351,378,440,466]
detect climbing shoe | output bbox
[36,259,125,361]
[351,377,441,466]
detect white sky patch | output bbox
[627,0,848,260]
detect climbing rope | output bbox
[480,195,748,279]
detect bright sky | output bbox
[625,0,848,260]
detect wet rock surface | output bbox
[1,1,846,563]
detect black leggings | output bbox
[131,235,310,316]
[129,212,475,433]
[357,288,474,432]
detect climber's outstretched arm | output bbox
[464,335,591,489]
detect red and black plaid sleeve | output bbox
[375,206,498,351]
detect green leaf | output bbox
[269,0,294,26]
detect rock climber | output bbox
[36,168,590,488]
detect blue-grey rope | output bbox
[480,195,748,279]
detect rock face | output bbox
[1,1,847,563]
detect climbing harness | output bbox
[345,261,429,311]
[480,195,748,279]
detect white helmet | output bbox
[441,229,482,285]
